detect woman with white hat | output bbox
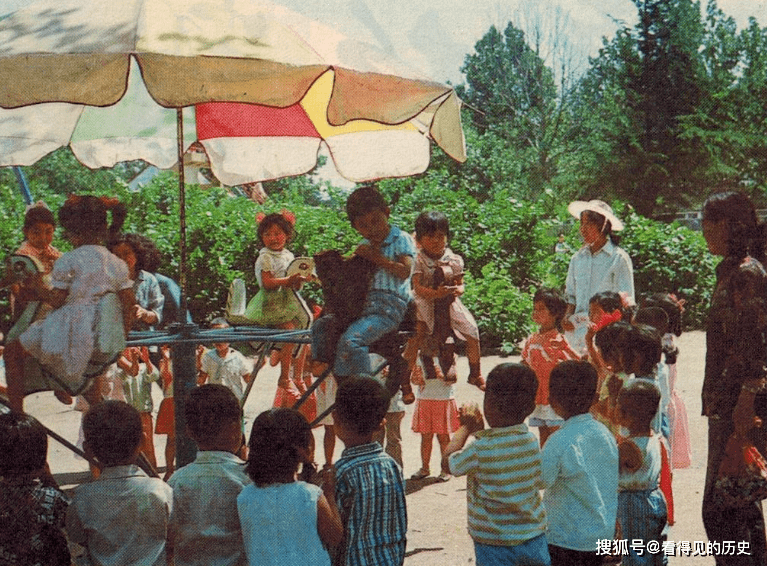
[561,200,635,354]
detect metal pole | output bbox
[12,166,33,205]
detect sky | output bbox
[1,0,765,85]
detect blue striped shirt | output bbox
[449,424,547,546]
[363,225,415,302]
[335,443,407,566]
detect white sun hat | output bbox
[567,199,624,231]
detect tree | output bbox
[573,0,712,216]
[457,20,579,198]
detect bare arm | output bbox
[260,270,306,291]
[355,245,413,281]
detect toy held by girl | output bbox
[242,211,312,389]
[521,288,579,446]
[615,380,669,566]
[404,211,484,390]
[4,195,134,413]
[237,408,342,566]
[641,293,691,469]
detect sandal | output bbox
[436,472,451,483]
[410,468,430,480]
[467,373,486,391]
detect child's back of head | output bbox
[484,363,538,427]
[83,400,143,467]
[634,307,669,336]
[625,324,662,376]
[0,411,48,478]
[185,384,243,451]
[334,377,390,437]
[618,379,661,432]
[245,408,311,486]
[345,185,388,225]
[549,360,599,418]
[642,293,684,337]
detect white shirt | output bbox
[168,451,251,566]
[565,240,634,314]
[201,348,252,399]
[66,464,173,566]
[541,413,618,551]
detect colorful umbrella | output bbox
[0,0,466,183]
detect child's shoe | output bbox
[54,389,73,405]
[410,468,430,480]
[401,383,415,405]
[436,471,451,483]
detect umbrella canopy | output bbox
[0,0,466,183]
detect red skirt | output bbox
[411,398,460,435]
[155,398,175,435]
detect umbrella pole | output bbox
[172,108,199,470]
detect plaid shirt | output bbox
[335,443,407,566]
[0,478,70,566]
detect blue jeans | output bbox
[474,534,551,566]
[312,290,408,378]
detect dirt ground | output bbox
[24,331,724,565]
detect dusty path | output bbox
[26,331,720,565]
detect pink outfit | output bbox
[522,328,579,405]
[665,335,691,468]
[411,376,459,435]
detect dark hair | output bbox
[594,321,633,370]
[634,307,669,335]
[702,191,766,262]
[0,412,48,476]
[414,211,450,240]
[484,363,538,423]
[625,324,662,376]
[334,377,389,436]
[641,293,683,337]
[346,185,388,224]
[107,232,161,273]
[589,291,630,320]
[82,400,143,466]
[549,360,598,415]
[185,384,242,445]
[256,213,295,247]
[533,287,568,328]
[59,195,126,241]
[245,408,312,486]
[23,205,56,232]
[618,379,661,430]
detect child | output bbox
[542,360,618,566]
[410,356,460,482]
[67,400,173,566]
[237,408,342,566]
[522,288,579,445]
[244,211,311,389]
[0,411,70,566]
[405,210,484,390]
[311,185,416,402]
[372,363,406,470]
[108,232,165,331]
[615,380,668,566]
[592,321,633,433]
[10,202,61,322]
[332,377,408,566]
[115,345,160,468]
[273,343,317,424]
[198,318,252,400]
[168,384,251,566]
[641,293,691,469]
[4,195,134,413]
[155,345,176,480]
[444,363,549,566]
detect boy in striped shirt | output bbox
[445,363,551,566]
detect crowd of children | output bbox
[0,186,698,566]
